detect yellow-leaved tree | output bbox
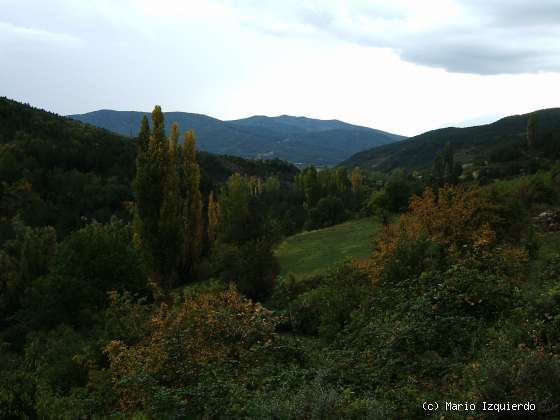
[360,185,528,284]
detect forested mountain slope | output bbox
[69,110,404,166]
[0,97,297,237]
[342,108,560,173]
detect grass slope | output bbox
[275,218,379,279]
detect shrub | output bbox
[104,285,279,417]
[19,218,146,330]
[287,265,370,339]
[211,240,278,301]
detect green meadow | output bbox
[275,217,380,279]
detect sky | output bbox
[2,0,560,136]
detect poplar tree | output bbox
[137,115,150,155]
[183,130,203,276]
[207,191,220,244]
[158,122,182,288]
[432,154,445,188]
[431,143,461,188]
[219,173,251,243]
[350,167,364,193]
[442,143,454,181]
[527,113,538,150]
[335,167,351,194]
[318,169,335,195]
[134,107,205,290]
[134,106,168,288]
[302,166,320,209]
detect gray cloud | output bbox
[229,0,560,75]
[398,27,560,75]
[465,0,560,27]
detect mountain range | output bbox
[67,110,405,166]
[341,108,560,173]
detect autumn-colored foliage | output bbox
[104,285,278,415]
[408,185,496,251]
[362,185,528,283]
[350,167,364,193]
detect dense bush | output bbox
[18,218,147,331]
[274,265,370,339]
[211,240,278,300]
[101,285,280,418]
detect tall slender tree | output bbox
[207,191,220,244]
[158,122,183,288]
[432,142,460,188]
[218,173,251,243]
[134,106,168,288]
[335,167,351,194]
[302,166,320,210]
[182,130,204,276]
[137,115,150,154]
[350,167,364,193]
[527,112,538,150]
[134,107,205,291]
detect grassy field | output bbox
[275,218,380,279]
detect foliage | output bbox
[19,218,146,331]
[279,264,370,339]
[134,107,204,290]
[367,169,420,220]
[0,98,135,237]
[207,190,220,244]
[217,173,252,244]
[365,184,528,283]
[6,97,560,418]
[431,142,462,187]
[0,219,57,346]
[211,240,278,300]
[350,167,364,193]
[103,285,279,418]
[305,196,347,230]
[182,130,204,277]
[527,112,538,149]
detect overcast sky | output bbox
[2,0,560,136]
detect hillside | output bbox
[68,110,404,166]
[342,108,560,173]
[0,97,298,236]
[5,96,560,418]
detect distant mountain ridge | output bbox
[68,110,405,166]
[341,108,560,173]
